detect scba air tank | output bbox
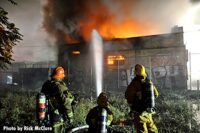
[142,80,155,112]
[98,108,107,133]
[150,84,155,108]
[37,93,46,125]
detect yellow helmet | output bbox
[134,64,146,77]
[97,92,108,108]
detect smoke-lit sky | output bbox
[1,0,200,63]
[0,0,57,62]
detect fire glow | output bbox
[78,18,149,42]
[107,55,125,65]
[71,51,80,55]
[72,1,149,42]
[43,0,155,44]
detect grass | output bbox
[0,89,200,132]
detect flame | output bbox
[101,19,148,39]
[71,50,80,55]
[107,55,125,65]
[43,0,155,44]
[74,2,154,43]
[79,18,150,42]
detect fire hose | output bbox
[67,125,89,133]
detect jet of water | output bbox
[91,29,103,97]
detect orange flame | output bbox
[78,18,150,42]
[107,55,125,65]
[71,50,81,55]
[71,2,154,43]
[43,0,158,44]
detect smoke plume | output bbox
[0,0,57,63]
[43,0,190,43]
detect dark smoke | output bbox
[190,0,200,4]
[43,0,110,43]
[42,0,190,43]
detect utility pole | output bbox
[189,52,192,90]
[118,60,119,89]
[149,56,152,80]
[90,60,93,99]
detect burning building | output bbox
[58,26,188,95]
[42,0,189,95]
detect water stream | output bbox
[91,29,103,97]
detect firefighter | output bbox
[86,92,113,133]
[41,66,74,133]
[125,64,159,133]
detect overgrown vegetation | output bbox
[0,92,36,127]
[155,89,200,133]
[0,89,200,133]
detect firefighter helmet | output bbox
[51,66,65,79]
[97,92,108,108]
[134,64,146,77]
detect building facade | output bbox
[58,27,188,96]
